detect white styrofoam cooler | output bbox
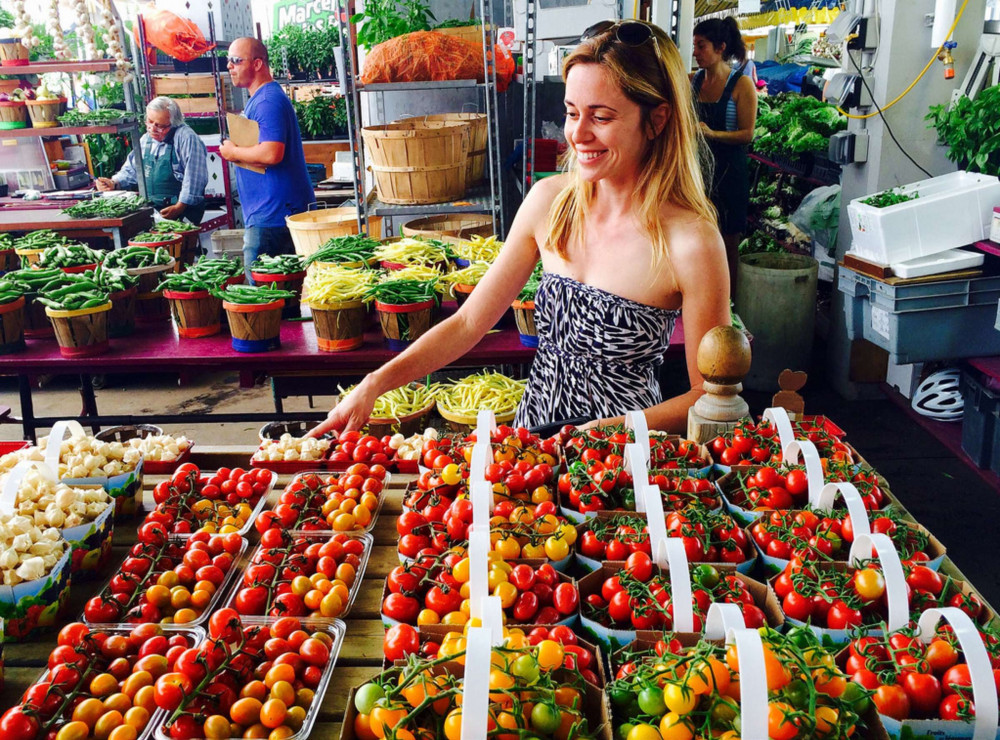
[847,171,1000,264]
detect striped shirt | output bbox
[113,125,209,206]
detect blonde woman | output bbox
[310,20,730,436]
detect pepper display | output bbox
[102,246,172,270]
[0,276,25,305]
[188,257,243,284]
[92,266,138,293]
[14,230,78,251]
[36,244,105,269]
[2,268,76,295]
[62,194,148,219]
[250,254,305,275]
[36,275,111,311]
[128,231,179,244]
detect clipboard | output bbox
[226,113,267,174]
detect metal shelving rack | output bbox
[337,0,505,237]
[0,53,146,198]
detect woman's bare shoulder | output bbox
[659,203,724,255]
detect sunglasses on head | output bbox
[581,19,665,67]
[581,19,655,44]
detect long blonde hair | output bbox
[545,23,715,267]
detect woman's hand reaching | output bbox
[307,381,379,438]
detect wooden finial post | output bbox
[686,325,752,443]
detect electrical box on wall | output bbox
[829,131,869,164]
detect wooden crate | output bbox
[150,74,236,115]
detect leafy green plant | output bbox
[86,133,130,178]
[738,231,784,255]
[294,95,347,140]
[0,9,14,29]
[267,25,342,78]
[927,86,1000,176]
[753,93,846,156]
[351,0,435,50]
[435,18,481,28]
[861,188,919,208]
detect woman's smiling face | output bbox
[564,62,651,185]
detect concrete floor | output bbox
[0,371,339,444]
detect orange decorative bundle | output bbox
[361,31,514,90]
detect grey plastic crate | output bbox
[960,370,998,469]
[209,229,245,264]
[838,266,1000,363]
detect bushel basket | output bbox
[0,296,26,354]
[362,120,470,205]
[308,299,366,352]
[165,290,222,338]
[45,302,112,358]
[223,300,284,352]
[423,112,488,184]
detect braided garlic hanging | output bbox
[71,0,98,60]
[11,0,38,49]
[46,0,69,60]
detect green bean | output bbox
[365,278,439,305]
[151,219,199,233]
[211,283,295,305]
[304,234,380,266]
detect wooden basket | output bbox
[424,113,488,184]
[286,207,383,259]
[438,405,516,434]
[134,292,170,324]
[15,246,45,267]
[375,299,437,351]
[250,270,306,320]
[223,300,284,352]
[512,299,538,347]
[0,248,17,271]
[0,101,27,129]
[107,286,137,338]
[434,24,493,48]
[365,390,436,438]
[26,98,67,129]
[129,234,183,271]
[0,296,26,355]
[308,299,366,352]
[164,289,222,338]
[0,40,29,66]
[23,293,54,338]
[400,214,493,240]
[362,120,470,205]
[45,302,112,358]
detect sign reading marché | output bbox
[272,0,341,30]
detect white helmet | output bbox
[911,369,964,422]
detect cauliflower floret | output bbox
[16,556,46,582]
[0,548,19,569]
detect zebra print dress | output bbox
[514,272,679,429]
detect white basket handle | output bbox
[916,607,998,740]
[624,411,650,460]
[1,460,58,518]
[849,532,909,633]
[471,480,493,526]
[762,407,796,459]
[704,603,768,740]
[642,483,695,633]
[469,525,490,620]
[625,443,650,513]
[44,419,86,473]
[783,440,825,505]
[475,410,497,445]
[460,625,493,738]
[814,483,871,541]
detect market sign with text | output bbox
[273,0,346,30]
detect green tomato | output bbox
[784,678,810,709]
[512,654,540,684]
[617,722,636,740]
[530,703,562,734]
[637,686,667,716]
[692,564,720,589]
[841,682,872,714]
[608,685,634,708]
[353,682,385,715]
[710,699,738,724]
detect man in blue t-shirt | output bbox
[220,37,314,275]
